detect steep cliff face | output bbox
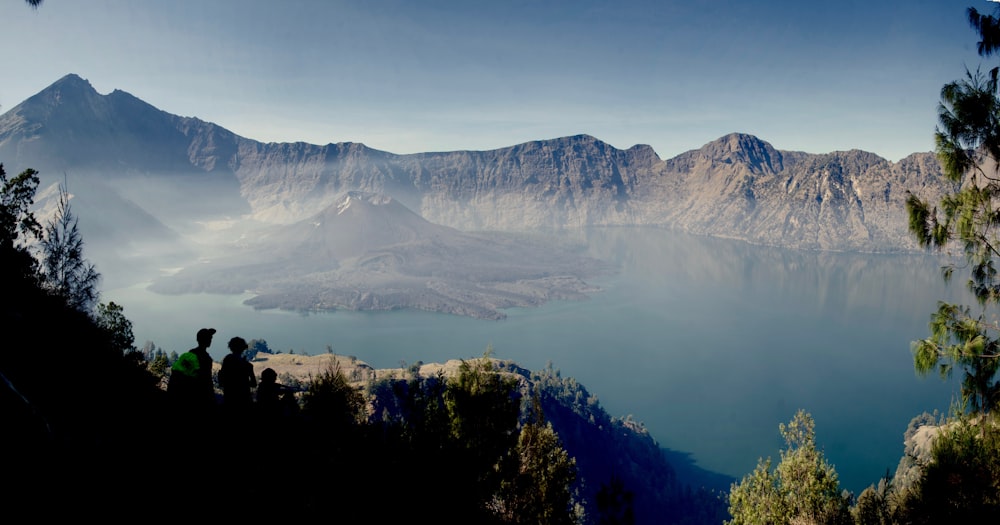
[0,74,954,253]
[229,131,946,251]
[230,140,421,223]
[225,134,662,229]
[632,135,946,251]
[404,135,662,230]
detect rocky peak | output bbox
[699,133,783,174]
[47,73,96,95]
[5,74,101,125]
[314,190,427,234]
[263,190,445,263]
[7,73,167,134]
[0,73,203,175]
[626,143,661,163]
[336,191,393,214]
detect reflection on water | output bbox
[105,226,966,493]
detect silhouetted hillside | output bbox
[1,236,169,517]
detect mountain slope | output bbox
[1,73,204,174]
[253,191,449,262]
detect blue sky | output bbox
[0,0,992,161]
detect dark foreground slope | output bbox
[3,348,729,523]
[1,259,726,524]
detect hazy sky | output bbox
[0,1,993,161]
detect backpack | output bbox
[171,351,201,378]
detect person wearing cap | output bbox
[167,328,217,418]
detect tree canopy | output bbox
[726,410,851,525]
[907,4,1000,414]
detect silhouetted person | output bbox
[256,367,300,445]
[167,328,217,435]
[257,367,298,416]
[219,336,256,415]
[168,328,215,406]
[256,367,281,414]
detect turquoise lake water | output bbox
[104,227,965,493]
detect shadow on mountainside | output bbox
[660,448,736,494]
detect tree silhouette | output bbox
[0,165,42,284]
[95,301,136,355]
[39,185,100,312]
[301,362,366,437]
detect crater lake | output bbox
[104,226,965,493]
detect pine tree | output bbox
[0,165,42,284]
[494,394,580,525]
[906,5,1000,414]
[95,301,136,355]
[39,185,100,313]
[726,410,851,525]
[445,355,523,520]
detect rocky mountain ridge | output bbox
[0,74,951,253]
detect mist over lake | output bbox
[104,226,964,493]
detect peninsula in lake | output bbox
[150,191,611,319]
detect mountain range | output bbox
[0,74,953,314]
[0,74,950,252]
